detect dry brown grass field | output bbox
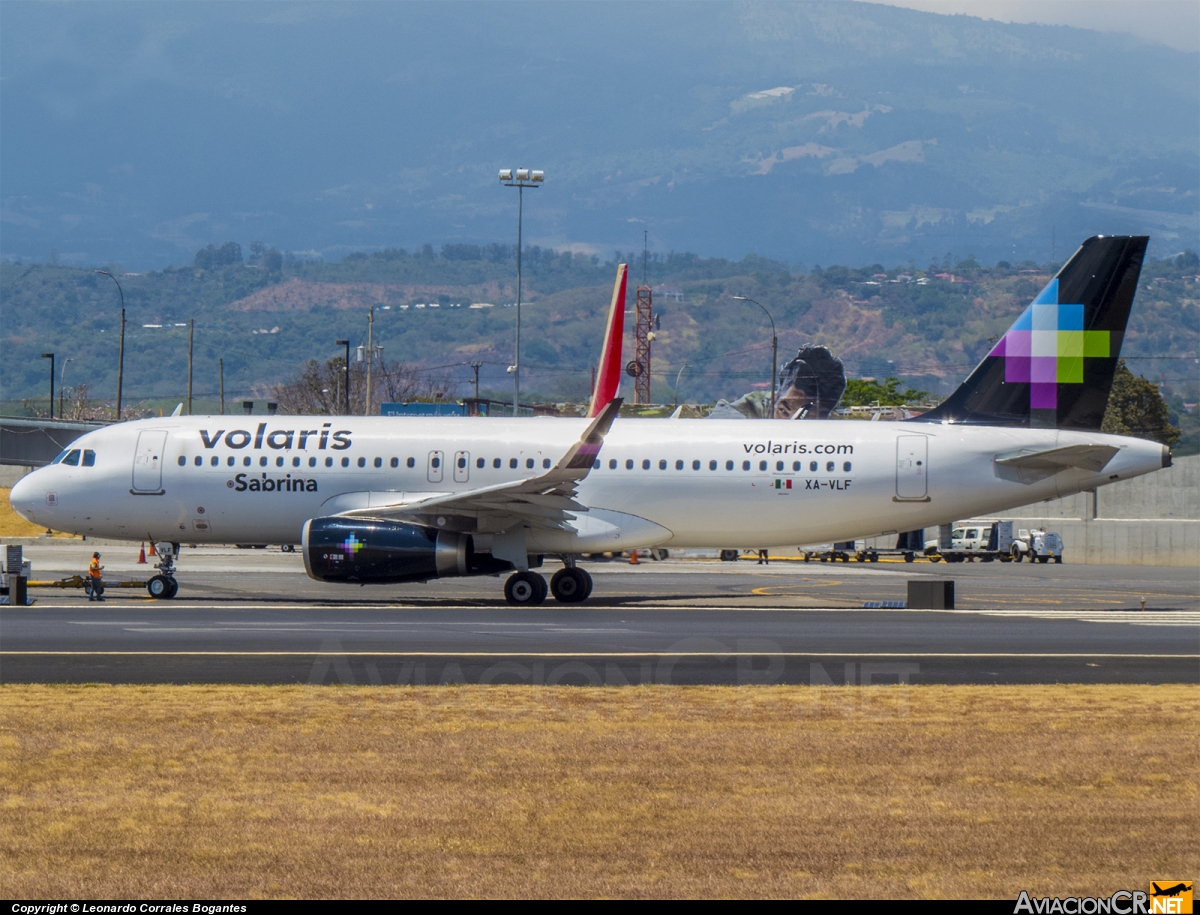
[1,684,1196,899]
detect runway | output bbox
[3,544,1196,684]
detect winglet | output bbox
[588,264,628,417]
[565,397,622,470]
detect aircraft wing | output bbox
[994,443,1119,473]
[336,398,622,532]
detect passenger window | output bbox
[843,461,852,472]
[431,456,440,469]
[325,457,334,468]
[593,459,600,469]
[776,461,784,472]
[626,459,634,470]
[243,456,252,467]
[476,457,485,468]
[742,461,750,471]
[758,461,767,471]
[966,529,979,539]
[675,460,683,470]
[211,456,219,467]
[726,460,734,471]
[276,457,284,467]
[692,460,700,470]
[543,458,551,469]
[494,458,502,469]
[259,456,268,467]
[83,450,96,467]
[642,459,650,470]
[293,457,301,467]
[810,461,818,472]
[526,458,534,469]
[392,458,400,468]
[375,457,383,468]
[658,459,667,470]
[176,455,185,467]
[826,461,834,472]
[407,457,415,468]
[709,460,717,471]
[509,458,518,469]
[228,457,236,467]
[311,457,318,468]
[793,461,801,471]
[609,459,617,469]
[358,457,366,468]
[193,455,201,466]
[341,457,350,468]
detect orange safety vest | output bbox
[89,559,102,579]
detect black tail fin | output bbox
[916,235,1148,430]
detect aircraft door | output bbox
[895,435,928,501]
[132,430,168,493]
[427,450,444,483]
[453,450,470,483]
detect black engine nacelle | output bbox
[302,517,509,584]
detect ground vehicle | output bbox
[1011,528,1064,563]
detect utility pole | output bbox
[40,353,54,419]
[470,361,483,401]
[365,307,374,416]
[219,358,225,415]
[187,318,194,415]
[336,339,350,415]
[97,271,124,420]
[499,167,544,416]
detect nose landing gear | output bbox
[146,542,180,599]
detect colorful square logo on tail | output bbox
[1149,882,1192,915]
[988,278,1110,410]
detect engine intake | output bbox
[302,517,501,584]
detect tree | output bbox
[1101,360,1181,445]
[841,377,931,407]
[265,357,456,415]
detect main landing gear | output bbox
[503,562,594,606]
[146,542,180,600]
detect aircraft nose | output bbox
[9,472,39,521]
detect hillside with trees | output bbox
[3,243,1196,451]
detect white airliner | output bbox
[9,237,1170,604]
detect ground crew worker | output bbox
[88,551,105,601]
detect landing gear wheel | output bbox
[147,575,170,599]
[904,552,915,563]
[504,571,548,606]
[1054,556,1063,564]
[164,577,179,599]
[551,567,592,603]
[1038,555,1050,564]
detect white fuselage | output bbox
[9,414,1168,553]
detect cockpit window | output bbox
[51,449,69,465]
[62,449,81,466]
[82,450,96,467]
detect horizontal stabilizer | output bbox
[995,443,1119,473]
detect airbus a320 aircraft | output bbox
[9,236,1169,604]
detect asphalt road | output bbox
[3,544,1196,685]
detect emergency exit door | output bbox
[895,435,928,500]
[427,450,444,483]
[132,430,167,493]
[453,451,470,483]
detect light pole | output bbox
[59,357,73,419]
[673,362,688,410]
[40,353,54,419]
[499,167,544,416]
[96,271,125,420]
[732,296,777,418]
[336,340,350,415]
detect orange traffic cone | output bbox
[629,549,639,565]
[148,541,157,557]
[138,542,147,564]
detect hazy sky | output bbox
[872,0,1200,52]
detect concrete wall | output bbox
[0,466,32,488]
